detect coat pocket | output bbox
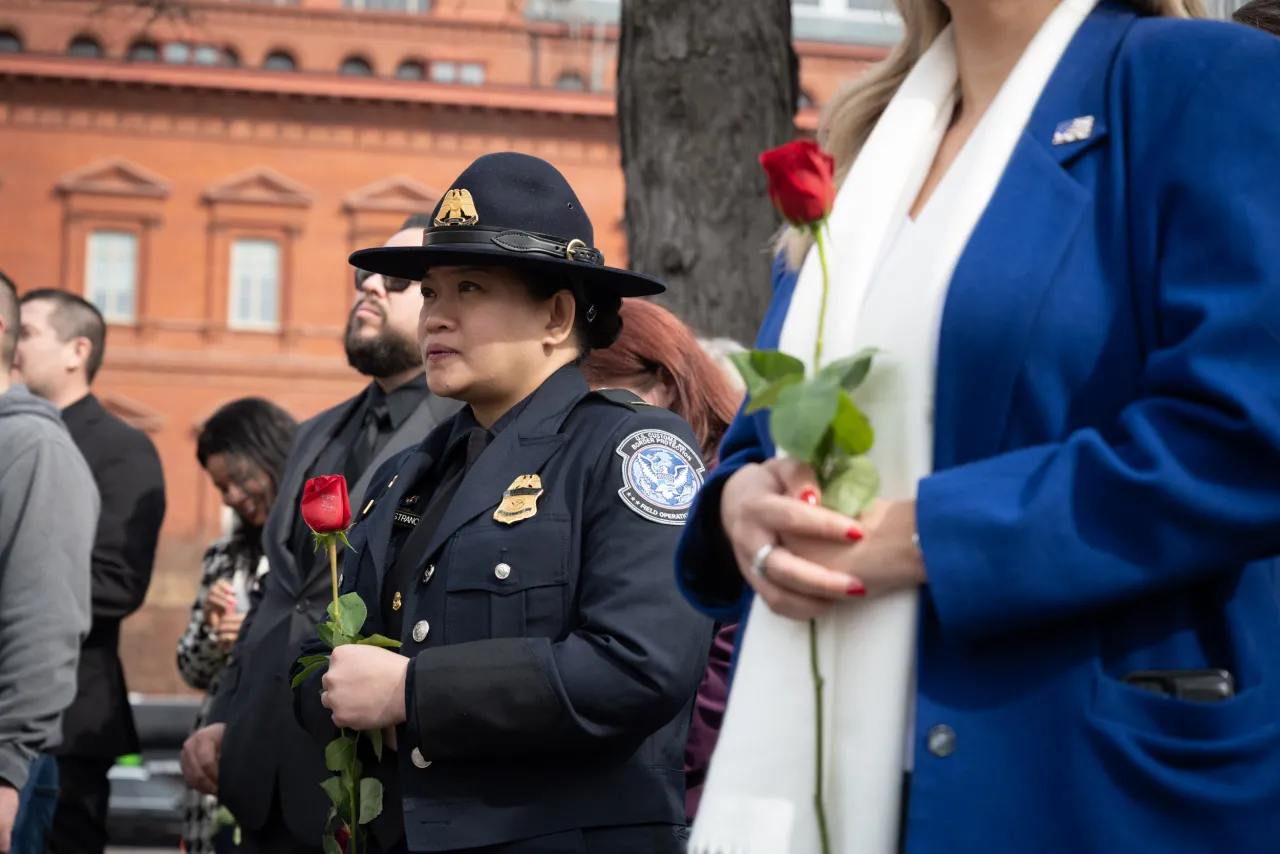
[444,514,572,643]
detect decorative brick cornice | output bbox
[343,175,441,214]
[56,157,171,199]
[203,165,313,208]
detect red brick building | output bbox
[0,0,890,692]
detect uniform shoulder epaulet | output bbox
[590,388,657,411]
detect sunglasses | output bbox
[353,268,416,293]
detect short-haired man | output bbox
[0,273,96,853]
[181,214,460,853]
[15,289,167,854]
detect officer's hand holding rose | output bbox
[320,644,409,730]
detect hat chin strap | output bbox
[421,226,606,267]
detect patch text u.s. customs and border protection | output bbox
[615,429,704,525]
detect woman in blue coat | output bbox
[677,2,1280,853]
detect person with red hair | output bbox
[580,298,742,822]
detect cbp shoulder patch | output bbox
[615,429,705,525]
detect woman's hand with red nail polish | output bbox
[780,499,926,599]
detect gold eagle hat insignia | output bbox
[434,188,479,227]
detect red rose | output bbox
[334,824,351,850]
[759,140,836,226]
[301,475,352,534]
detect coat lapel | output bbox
[933,3,1134,470]
[268,394,364,569]
[349,392,462,502]
[416,368,586,563]
[364,446,437,579]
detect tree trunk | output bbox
[617,0,797,345]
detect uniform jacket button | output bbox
[927,724,956,758]
[295,601,306,613]
[494,562,511,580]
[410,747,431,769]
[412,620,430,643]
[423,564,435,583]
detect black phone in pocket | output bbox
[1122,669,1236,703]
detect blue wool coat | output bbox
[676,5,1280,852]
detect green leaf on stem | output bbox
[322,833,344,854]
[830,391,874,456]
[325,736,357,773]
[770,376,840,466]
[291,660,326,689]
[335,593,368,637]
[817,347,878,393]
[317,623,339,649]
[298,653,330,668]
[823,455,881,516]
[337,530,354,551]
[358,777,384,825]
[729,349,806,399]
[369,727,383,762]
[320,776,346,808]
[357,634,401,649]
[744,376,804,414]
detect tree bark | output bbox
[617,0,797,345]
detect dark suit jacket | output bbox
[57,393,166,759]
[207,384,457,843]
[295,369,713,851]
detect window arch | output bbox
[263,50,297,71]
[222,46,240,67]
[554,70,587,91]
[396,59,425,80]
[67,34,103,58]
[339,55,373,76]
[126,39,159,62]
[0,29,23,53]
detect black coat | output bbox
[295,367,713,852]
[57,393,166,759]
[207,387,458,843]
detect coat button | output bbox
[422,564,435,583]
[295,602,306,613]
[494,563,511,580]
[927,724,956,758]
[410,747,430,769]
[412,620,430,643]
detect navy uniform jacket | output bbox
[295,366,713,852]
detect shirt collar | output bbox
[369,373,428,431]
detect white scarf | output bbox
[689,3,1098,852]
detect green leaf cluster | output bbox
[289,585,403,853]
[730,347,882,515]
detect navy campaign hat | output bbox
[349,152,666,299]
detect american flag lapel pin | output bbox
[1052,116,1095,146]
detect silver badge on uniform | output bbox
[615,429,704,525]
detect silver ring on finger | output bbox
[751,543,775,580]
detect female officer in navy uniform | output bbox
[293,152,713,854]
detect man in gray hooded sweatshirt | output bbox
[0,272,95,852]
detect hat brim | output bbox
[348,245,667,298]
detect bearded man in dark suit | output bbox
[180,214,459,854]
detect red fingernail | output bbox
[799,488,819,506]
[847,582,866,597]
[846,526,863,541]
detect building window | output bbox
[263,50,297,71]
[223,46,241,67]
[343,0,431,11]
[228,239,280,331]
[163,42,191,63]
[798,90,815,109]
[0,30,20,53]
[339,55,374,76]
[67,35,103,58]
[554,71,587,91]
[126,40,159,61]
[85,231,138,323]
[429,61,456,84]
[396,59,425,80]
[193,44,222,65]
[459,62,485,85]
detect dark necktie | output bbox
[345,400,389,485]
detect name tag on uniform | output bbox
[493,474,543,525]
[394,510,421,528]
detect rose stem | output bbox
[810,220,833,854]
[328,538,339,616]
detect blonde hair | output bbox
[781,0,1207,269]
